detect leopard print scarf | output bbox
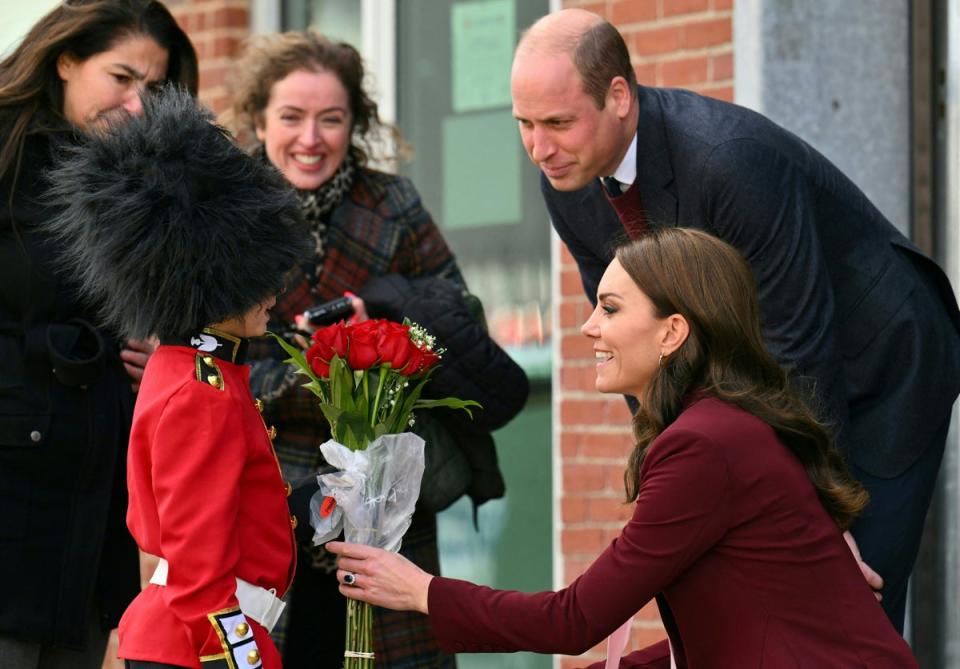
[255,146,357,271]
[296,152,356,266]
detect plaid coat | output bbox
[250,167,461,668]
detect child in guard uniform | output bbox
[45,88,312,669]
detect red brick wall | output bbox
[555,1,733,666]
[164,0,251,114]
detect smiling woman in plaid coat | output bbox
[231,30,463,669]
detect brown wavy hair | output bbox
[617,228,867,530]
[0,0,197,186]
[228,30,405,166]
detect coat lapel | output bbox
[635,86,678,230]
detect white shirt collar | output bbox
[602,132,638,192]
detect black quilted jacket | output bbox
[359,273,530,510]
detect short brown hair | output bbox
[616,228,867,529]
[229,30,396,166]
[573,21,636,110]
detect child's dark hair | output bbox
[45,86,311,341]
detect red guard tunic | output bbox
[118,329,296,669]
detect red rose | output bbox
[399,343,440,376]
[309,322,349,362]
[416,346,441,373]
[308,353,330,378]
[398,345,422,377]
[345,320,380,370]
[377,322,415,370]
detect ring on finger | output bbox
[343,572,357,586]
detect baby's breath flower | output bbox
[408,322,444,356]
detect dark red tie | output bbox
[602,178,648,239]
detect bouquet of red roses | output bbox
[271,318,477,669]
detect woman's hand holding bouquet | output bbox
[271,318,477,668]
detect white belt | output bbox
[149,558,286,633]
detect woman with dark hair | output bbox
[327,228,918,668]
[229,30,528,669]
[0,2,196,667]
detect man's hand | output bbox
[843,530,883,601]
[121,337,157,392]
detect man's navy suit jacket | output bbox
[545,85,960,477]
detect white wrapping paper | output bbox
[310,433,426,553]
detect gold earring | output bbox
[658,352,663,368]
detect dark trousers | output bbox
[281,541,348,668]
[0,602,109,669]
[125,663,188,669]
[849,414,951,634]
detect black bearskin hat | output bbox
[45,86,310,341]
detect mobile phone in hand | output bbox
[303,296,354,327]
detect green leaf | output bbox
[338,421,357,450]
[319,404,344,426]
[266,332,320,383]
[338,412,375,450]
[354,371,370,419]
[329,357,356,412]
[405,375,432,405]
[369,368,388,426]
[413,397,481,419]
[383,383,408,433]
[389,376,430,433]
[301,379,327,401]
